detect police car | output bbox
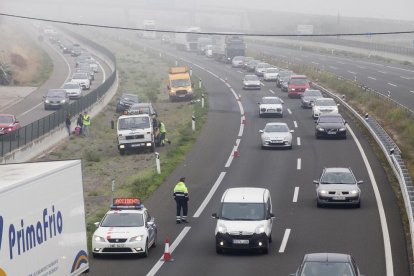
[92,198,157,257]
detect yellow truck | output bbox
[167,66,193,101]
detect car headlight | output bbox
[290,88,295,91]
[45,99,50,103]
[303,99,309,103]
[350,190,359,195]
[130,235,144,242]
[93,235,105,242]
[217,224,227,234]
[255,225,265,234]
[319,190,328,195]
[339,127,346,131]
[61,99,66,103]
[317,127,325,131]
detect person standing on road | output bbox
[77,113,83,135]
[82,111,91,137]
[65,114,71,136]
[159,121,170,146]
[173,177,189,224]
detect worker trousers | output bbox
[175,199,188,223]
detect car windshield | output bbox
[118,116,150,130]
[290,78,309,85]
[245,75,258,81]
[171,79,191,87]
[265,68,278,73]
[264,124,289,133]
[47,90,65,97]
[129,106,152,115]
[101,213,144,227]
[220,203,265,220]
[319,116,343,123]
[0,116,14,124]
[262,98,282,104]
[279,71,292,78]
[63,83,79,89]
[316,99,336,106]
[321,171,356,184]
[304,91,322,97]
[301,262,355,276]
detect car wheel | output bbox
[216,246,223,254]
[92,253,98,258]
[288,145,292,150]
[142,240,149,257]
[317,200,323,208]
[343,135,347,140]
[119,149,125,155]
[151,233,157,248]
[262,239,269,254]
[261,145,266,150]
[259,113,262,118]
[268,233,272,243]
[355,201,361,208]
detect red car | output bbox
[0,114,21,135]
[288,75,311,98]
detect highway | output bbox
[88,35,410,275]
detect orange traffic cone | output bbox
[162,239,173,262]
[233,144,239,157]
[241,115,246,124]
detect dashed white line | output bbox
[147,226,191,276]
[400,76,412,80]
[329,66,337,70]
[387,83,398,87]
[279,229,291,253]
[260,82,265,86]
[297,158,301,170]
[294,121,298,128]
[269,89,275,94]
[378,70,387,74]
[347,71,357,75]
[297,137,301,146]
[311,61,319,65]
[368,76,377,80]
[193,172,226,217]
[293,187,299,203]
[287,108,292,115]
[337,61,346,65]
[357,65,366,69]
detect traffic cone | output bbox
[162,239,173,262]
[241,115,246,124]
[233,144,239,157]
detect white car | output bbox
[254,63,270,76]
[258,96,284,117]
[263,67,279,81]
[232,56,244,67]
[259,122,293,149]
[243,74,261,90]
[62,82,82,99]
[312,98,339,119]
[71,72,90,90]
[92,198,157,257]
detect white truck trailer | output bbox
[0,160,89,276]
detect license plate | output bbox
[109,244,125,248]
[267,109,275,112]
[333,196,346,200]
[131,144,141,147]
[328,131,337,135]
[233,239,249,244]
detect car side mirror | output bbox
[357,180,364,185]
[147,221,155,227]
[212,213,218,219]
[94,222,100,228]
[268,213,275,219]
[337,103,340,106]
[313,180,319,184]
[311,103,315,106]
[259,130,264,133]
[344,120,347,124]
[290,130,294,133]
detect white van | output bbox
[212,187,274,254]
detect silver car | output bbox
[301,89,323,108]
[243,74,261,90]
[314,167,363,208]
[258,96,284,118]
[259,122,293,149]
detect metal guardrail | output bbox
[0,28,117,157]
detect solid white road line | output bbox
[347,125,394,275]
[368,76,377,80]
[294,121,298,128]
[146,226,191,276]
[297,158,301,170]
[260,81,265,86]
[269,89,275,94]
[193,172,226,217]
[297,137,301,146]
[347,71,357,75]
[225,138,241,168]
[279,229,291,253]
[293,187,299,203]
[387,83,398,87]
[287,108,292,115]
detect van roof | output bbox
[222,187,268,203]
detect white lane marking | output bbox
[311,61,319,65]
[193,172,226,217]
[387,83,398,87]
[297,137,301,146]
[368,76,377,80]
[297,158,301,170]
[225,138,241,168]
[357,65,366,69]
[386,65,414,73]
[238,101,244,116]
[238,123,244,137]
[294,121,298,128]
[146,226,191,276]
[18,102,44,117]
[279,229,291,253]
[400,76,412,80]
[287,108,292,115]
[347,71,357,75]
[260,81,265,86]
[410,91,414,94]
[378,70,387,74]
[237,70,243,74]
[293,187,299,203]
[329,66,337,70]
[337,61,346,65]
[269,89,275,94]
[347,125,394,275]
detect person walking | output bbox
[76,113,83,135]
[82,111,91,137]
[173,177,189,224]
[159,121,170,146]
[65,114,71,136]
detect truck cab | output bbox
[117,114,155,155]
[167,67,193,101]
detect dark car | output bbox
[290,253,364,276]
[276,70,293,88]
[301,89,324,108]
[315,113,347,139]
[44,89,70,110]
[0,114,21,136]
[245,60,260,72]
[116,93,139,113]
